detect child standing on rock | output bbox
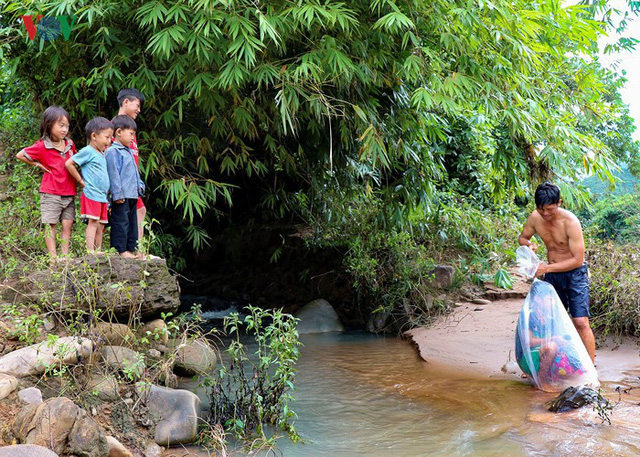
[105,115,145,258]
[65,118,114,253]
[16,106,77,259]
[114,88,146,244]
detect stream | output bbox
[261,333,640,456]
[182,300,640,456]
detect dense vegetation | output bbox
[1,1,639,322]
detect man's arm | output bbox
[518,214,538,252]
[538,219,584,274]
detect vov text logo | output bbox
[21,15,76,42]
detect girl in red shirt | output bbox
[16,106,77,259]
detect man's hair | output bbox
[117,88,145,107]
[534,182,561,207]
[85,117,114,140]
[40,106,70,138]
[112,115,137,132]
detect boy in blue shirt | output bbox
[105,115,145,258]
[65,117,114,253]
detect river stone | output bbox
[0,373,18,400]
[94,322,135,347]
[295,299,345,334]
[101,346,145,381]
[18,387,43,405]
[0,444,58,457]
[427,265,455,289]
[106,436,133,457]
[11,397,108,457]
[143,441,164,457]
[472,298,491,305]
[86,375,120,401]
[0,337,94,377]
[136,383,201,446]
[43,317,56,331]
[172,338,217,376]
[366,311,390,334]
[546,386,600,412]
[20,256,179,320]
[138,319,169,345]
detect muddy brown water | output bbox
[258,332,640,457]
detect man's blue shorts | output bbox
[544,264,590,318]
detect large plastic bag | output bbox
[515,279,598,392]
[516,245,540,279]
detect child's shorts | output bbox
[136,197,145,210]
[41,193,75,224]
[80,194,108,224]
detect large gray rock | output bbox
[11,397,109,457]
[20,256,179,320]
[0,373,18,400]
[0,337,93,377]
[295,299,344,334]
[136,384,201,446]
[101,346,145,381]
[427,265,455,289]
[172,338,217,376]
[0,444,58,457]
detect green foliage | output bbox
[588,241,640,338]
[0,0,635,251]
[582,193,640,243]
[581,164,640,198]
[493,267,514,290]
[1,303,44,345]
[205,306,301,447]
[346,228,437,317]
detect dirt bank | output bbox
[406,296,640,385]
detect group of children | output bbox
[16,88,147,260]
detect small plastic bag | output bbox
[516,245,540,279]
[515,279,599,392]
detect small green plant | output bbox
[1,303,44,345]
[493,267,514,290]
[593,389,614,425]
[204,306,302,449]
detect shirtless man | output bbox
[518,182,595,363]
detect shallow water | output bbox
[260,332,640,457]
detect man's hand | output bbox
[535,263,549,277]
[115,199,125,204]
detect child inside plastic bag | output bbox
[515,279,598,392]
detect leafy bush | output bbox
[205,306,301,448]
[582,194,640,243]
[588,241,640,338]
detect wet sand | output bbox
[405,296,640,384]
